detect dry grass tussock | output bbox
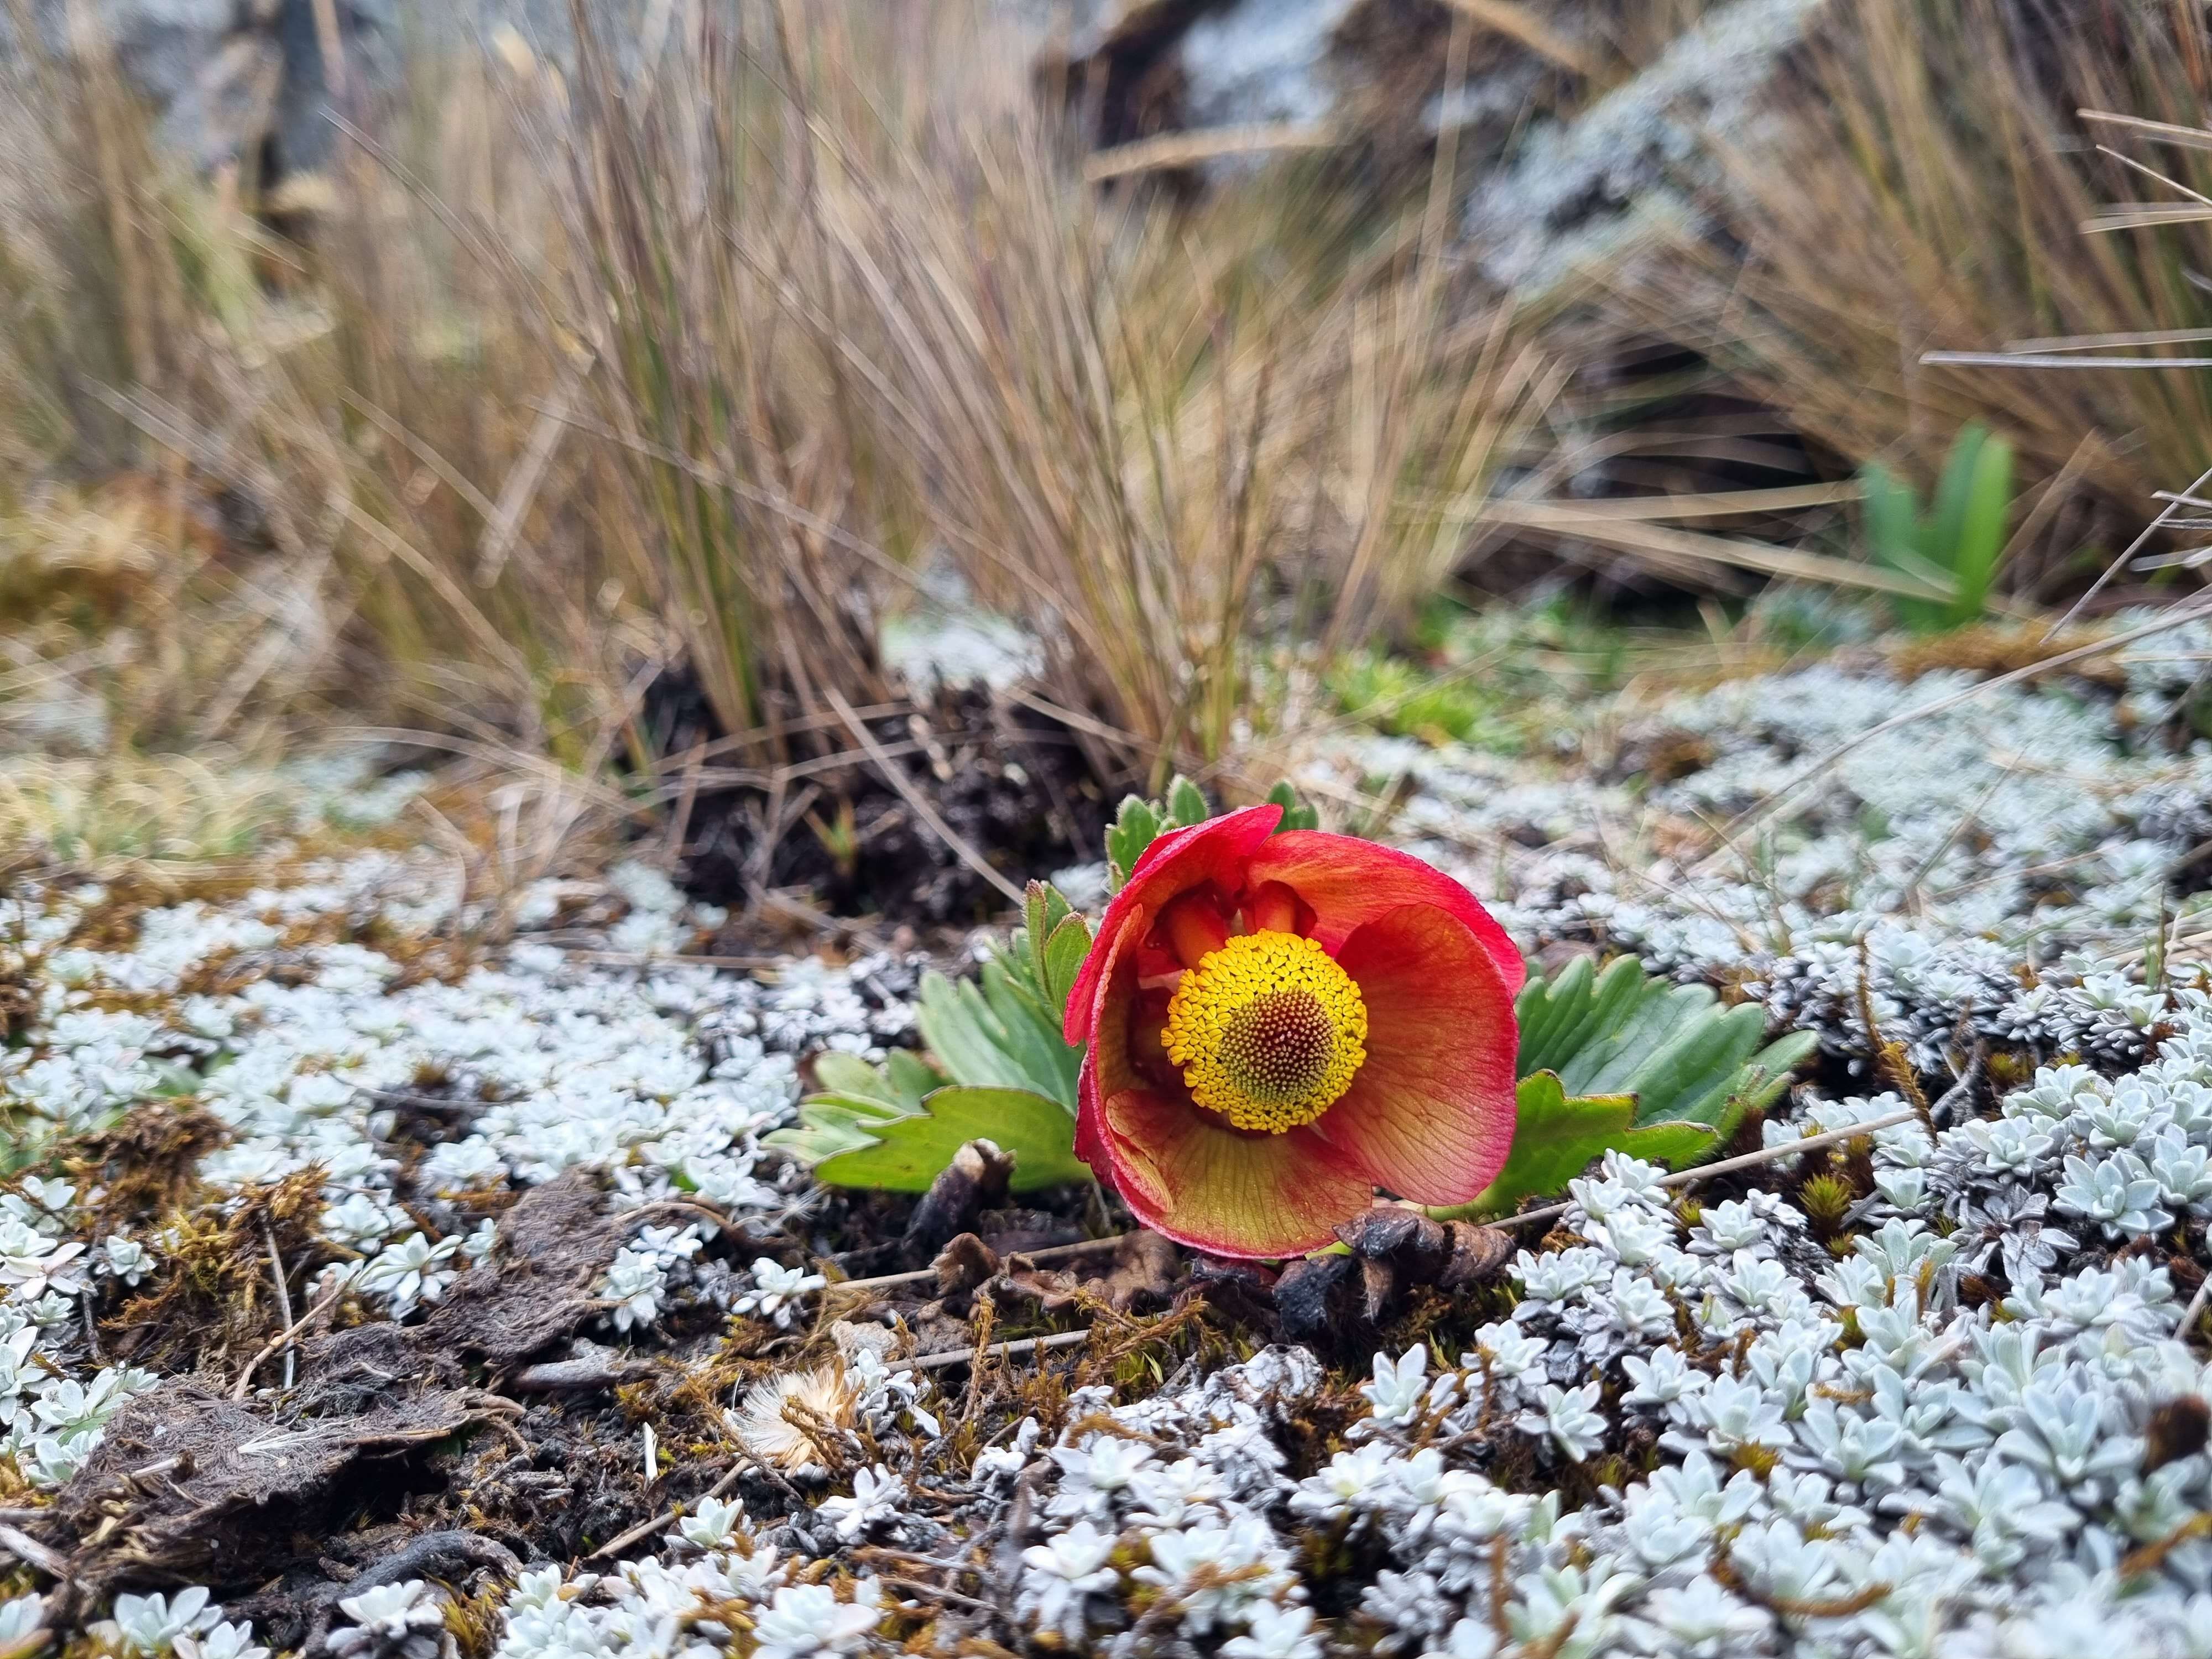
[810,48,1556,781]
[0,0,1561,815]
[1634,0,2212,580]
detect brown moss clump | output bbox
[61,1100,231,1233]
[1882,622,2124,689]
[1796,1173,1856,1237]
[99,1170,328,1374]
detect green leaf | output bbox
[148,1060,205,1098]
[811,1051,909,1111]
[1165,775,1209,828]
[1110,782,1321,891]
[1861,424,2018,634]
[1861,460,1947,633]
[1514,953,1817,1150]
[806,1086,1091,1193]
[1266,780,1320,832]
[1927,421,1991,573]
[1860,460,1919,567]
[1022,881,1077,988]
[916,965,1082,1110]
[883,1050,950,1109]
[1440,1072,1720,1219]
[1943,430,2014,628]
[1041,912,1094,1013]
[763,1091,917,1166]
[1106,796,1162,891]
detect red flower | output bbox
[1064,805,1524,1258]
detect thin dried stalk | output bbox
[1641,0,2212,559]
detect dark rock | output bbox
[902,1139,1017,1255]
[1336,1204,1451,1279]
[1457,0,1830,296]
[1186,1253,1279,1329]
[0,0,653,185]
[1271,1248,1356,1340]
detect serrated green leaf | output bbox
[1512,953,1817,1160]
[883,1049,948,1108]
[916,972,1014,1089]
[811,1051,904,1109]
[1023,885,1052,980]
[1513,954,1592,1073]
[1021,881,1078,991]
[980,958,1083,1105]
[916,966,1082,1110]
[808,1086,1091,1192]
[764,1092,919,1166]
[1440,1072,1720,1219]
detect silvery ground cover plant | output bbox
[4,619,2212,1658]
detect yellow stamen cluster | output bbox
[1162,930,1368,1133]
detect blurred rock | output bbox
[1458,0,1832,295]
[23,0,1828,291]
[1045,0,1481,169]
[1044,0,1834,294]
[1,0,392,176]
[0,0,645,184]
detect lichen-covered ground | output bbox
[13,625,2212,1658]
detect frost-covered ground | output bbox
[12,630,2212,1657]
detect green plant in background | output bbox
[1861,422,2017,633]
[1324,652,1523,753]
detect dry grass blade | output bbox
[824,688,1024,905]
[2079,108,2212,150]
[1437,0,1610,80]
[1629,0,2212,572]
[539,0,903,758]
[810,67,1550,779]
[1481,499,1965,602]
[1083,123,1337,183]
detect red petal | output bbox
[1243,832,1525,993]
[1310,904,1520,1206]
[1094,1086,1373,1258]
[1063,804,1281,1044]
[1071,909,1145,1176]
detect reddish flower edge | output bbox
[1062,804,1282,1045]
[1243,831,1527,994]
